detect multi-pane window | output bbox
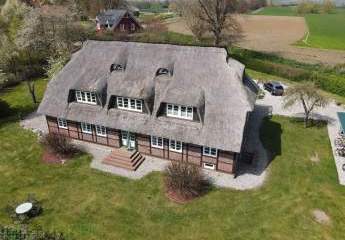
[96,125,107,137]
[57,118,67,129]
[76,90,97,105]
[166,104,193,120]
[169,139,182,153]
[117,97,143,112]
[81,122,92,134]
[203,146,218,158]
[151,136,163,149]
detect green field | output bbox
[1,81,345,239]
[255,7,345,50]
[254,6,297,16]
[300,9,345,50]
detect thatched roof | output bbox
[38,41,257,152]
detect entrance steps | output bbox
[102,148,145,171]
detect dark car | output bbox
[263,81,284,96]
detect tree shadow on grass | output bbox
[288,117,328,129]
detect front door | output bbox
[121,131,136,149]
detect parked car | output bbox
[263,81,284,96]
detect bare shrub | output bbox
[41,133,80,157]
[165,161,211,200]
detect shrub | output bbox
[41,133,79,157]
[165,161,211,200]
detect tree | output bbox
[45,51,70,80]
[15,5,86,104]
[174,0,242,46]
[283,82,328,128]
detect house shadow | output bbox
[236,104,282,177]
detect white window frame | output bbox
[117,97,143,112]
[151,136,163,149]
[131,23,135,31]
[120,24,125,31]
[203,146,218,158]
[203,162,216,170]
[95,125,107,137]
[76,90,97,105]
[166,104,193,120]
[81,122,92,134]
[57,118,67,129]
[169,139,182,153]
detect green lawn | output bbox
[254,6,297,16]
[1,81,345,239]
[299,9,345,50]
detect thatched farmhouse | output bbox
[38,41,257,174]
[96,9,141,32]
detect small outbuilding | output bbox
[96,9,141,32]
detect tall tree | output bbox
[283,82,328,128]
[174,0,242,46]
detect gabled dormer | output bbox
[68,74,108,107]
[108,95,150,114]
[166,103,193,120]
[76,90,97,105]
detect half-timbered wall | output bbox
[46,116,235,173]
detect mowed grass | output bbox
[253,6,297,16]
[1,82,345,239]
[300,9,345,50]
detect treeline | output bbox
[296,0,336,14]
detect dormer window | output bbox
[76,90,97,105]
[110,64,125,72]
[117,96,143,112]
[167,104,193,120]
[156,68,170,76]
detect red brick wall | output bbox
[46,116,235,173]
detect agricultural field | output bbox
[298,8,345,50]
[254,6,297,16]
[166,15,345,65]
[255,7,345,50]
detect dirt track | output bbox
[166,15,345,66]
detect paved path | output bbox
[256,82,345,185]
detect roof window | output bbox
[110,63,125,72]
[156,68,170,76]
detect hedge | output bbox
[231,49,345,97]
